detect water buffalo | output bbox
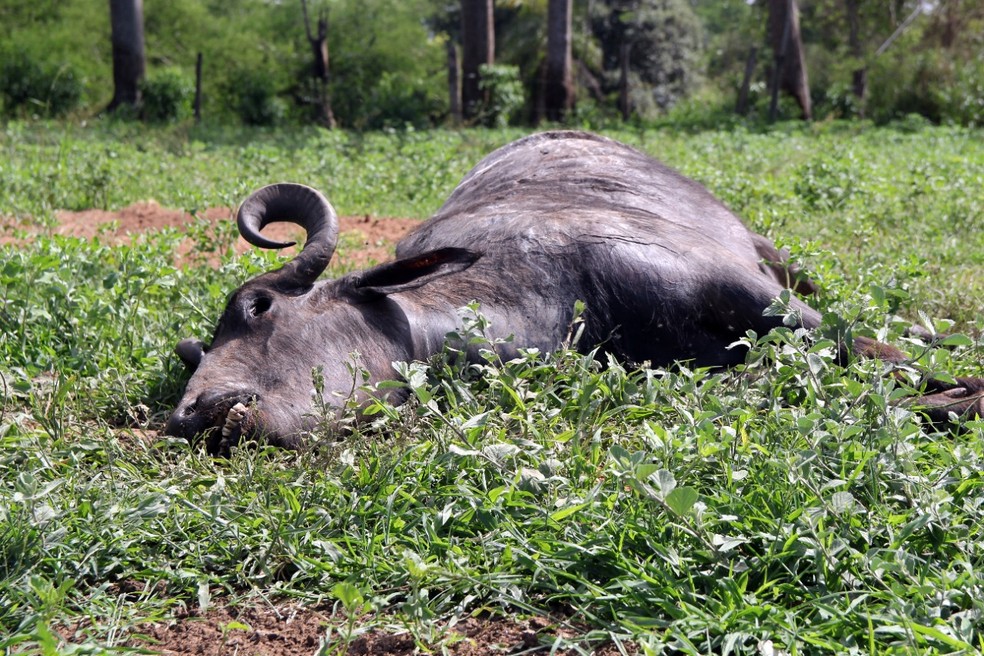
[165,130,983,453]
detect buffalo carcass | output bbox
[165,131,983,453]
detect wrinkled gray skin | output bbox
[165,131,983,454]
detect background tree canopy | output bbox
[0,0,981,127]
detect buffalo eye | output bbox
[248,295,273,317]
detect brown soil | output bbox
[86,597,633,656]
[16,203,633,655]
[1,200,420,268]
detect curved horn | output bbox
[237,183,339,287]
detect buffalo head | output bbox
[164,182,478,453]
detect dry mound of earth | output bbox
[1,201,420,268]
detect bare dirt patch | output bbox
[1,201,420,268]
[112,598,634,656]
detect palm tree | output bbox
[107,0,145,112]
[460,0,494,120]
[543,0,575,121]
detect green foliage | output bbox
[1,0,449,128]
[0,236,208,417]
[2,0,981,128]
[590,0,704,115]
[0,121,527,222]
[0,52,84,118]
[477,64,526,128]
[800,0,984,126]
[1,0,108,114]
[140,67,194,123]
[325,0,447,130]
[685,0,984,128]
[864,48,984,126]
[1,123,983,652]
[230,69,286,127]
[354,69,445,131]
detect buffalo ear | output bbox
[175,338,205,371]
[343,247,480,299]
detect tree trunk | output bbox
[460,0,494,120]
[447,40,462,126]
[543,0,575,122]
[939,0,959,48]
[845,0,866,116]
[107,0,145,112]
[301,0,336,129]
[735,46,757,116]
[767,0,811,121]
[194,52,203,122]
[618,39,630,121]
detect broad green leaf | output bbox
[635,463,660,481]
[940,334,973,347]
[830,491,857,514]
[550,502,587,522]
[665,486,698,515]
[908,621,974,650]
[655,469,676,497]
[332,581,364,610]
[610,444,631,465]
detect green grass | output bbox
[1,120,983,654]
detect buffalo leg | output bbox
[851,335,984,424]
[726,278,984,426]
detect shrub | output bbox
[232,71,285,126]
[936,55,984,126]
[369,71,445,130]
[140,67,194,123]
[477,64,525,128]
[0,51,83,118]
[864,49,984,127]
[590,0,704,115]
